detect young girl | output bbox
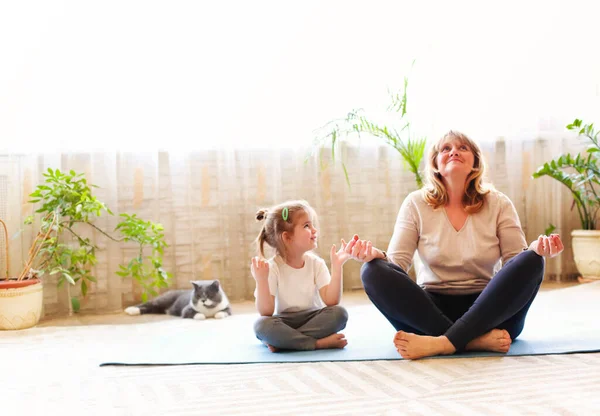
[251,200,351,352]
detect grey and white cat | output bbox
[124,280,231,320]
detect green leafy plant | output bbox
[24,168,171,313]
[533,119,600,230]
[115,214,170,302]
[312,75,427,188]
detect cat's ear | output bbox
[210,280,220,291]
[191,281,201,292]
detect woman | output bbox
[345,130,564,359]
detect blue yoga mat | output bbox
[100,282,600,366]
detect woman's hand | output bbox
[344,234,379,263]
[251,256,269,281]
[529,234,564,258]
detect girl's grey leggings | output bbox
[254,305,348,350]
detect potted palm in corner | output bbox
[533,118,600,281]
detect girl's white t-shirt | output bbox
[259,252,331,315]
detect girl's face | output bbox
[435,138,475,180]
[288,210,318,254]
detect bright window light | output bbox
[1,0,598,152]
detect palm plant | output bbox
[312,76,427,189]
[532,119,600,230]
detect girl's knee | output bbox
[322,305,348,332]
[253,316,279,336]
[329,305,348,326]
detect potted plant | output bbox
[533,118,600,281]
[0,215,55,330]
[23,168,171,316]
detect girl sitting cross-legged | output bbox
[251,200,352,352]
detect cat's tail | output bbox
[124,301,168,315]
[124,290,185,316]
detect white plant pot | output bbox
[571,230,600,280]
[0,279,43,330]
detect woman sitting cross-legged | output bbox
[344,130,564,360]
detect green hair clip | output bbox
[282,207,289,221]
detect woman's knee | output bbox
[361,259,409,294]
[521,250,546,281]
[360,259,388,288]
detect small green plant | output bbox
[533,119,600,230]
[312,74,427,189]
[115,214,171,302]
[25,168,171,313]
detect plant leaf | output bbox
[71,297,81,313]
[63,272,75,285]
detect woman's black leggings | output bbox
[360,250,545,351]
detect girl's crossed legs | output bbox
[254,305,348,351]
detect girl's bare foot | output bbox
[267,344,280,353]
[315,333,348,350]
[466,329,512,353]
[261,341,280,353]
[393,331,456,360]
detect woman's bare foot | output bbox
[315,333,348,350]
[393,331,456,360]
[466,329,512,353]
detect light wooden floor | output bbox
[37,281,579,327]
[4,280,600,416]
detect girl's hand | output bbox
[330,239,353,267]
[251,256,269,281]
[529,234,564,258]
[344,234,378,263]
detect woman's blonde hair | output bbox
[423,130,491,213]
[255,200,317,259]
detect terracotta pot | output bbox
[0,278,43,330]
[0,279,41,289]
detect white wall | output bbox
[1,0,599,153]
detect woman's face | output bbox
[435,138,475,180]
